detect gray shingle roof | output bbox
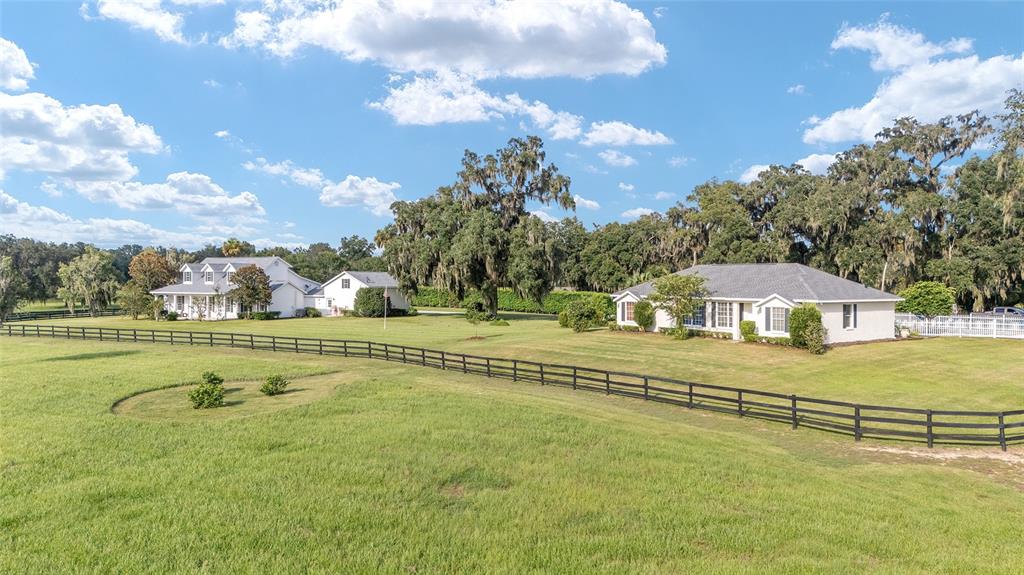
[200,257,290,268]
[347,271,398,287]
[613,264,899,302]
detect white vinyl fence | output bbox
[895,313,1024,339]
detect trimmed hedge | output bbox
[411,286,613,317]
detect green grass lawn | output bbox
[29,313,1024,411]
[1,337,1022,573]
[14,298,68,312]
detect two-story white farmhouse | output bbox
[308,271,410,316]
[612,263,901,344]
[151,257,321,319]
[151,258,410,320]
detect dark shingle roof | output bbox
[613,264,899,302]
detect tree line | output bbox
[379,91,1023,314]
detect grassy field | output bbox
[2,336,1022,573]
[29,313,1024,410]
[14,299,68,312]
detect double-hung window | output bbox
[683,305,705,327]
[204,271,214,283]
[622,301,635,322]
[714,302,733,328]
[843,304,858,329]
[341,279,351,289]
[183,271,192,283]
[766,307,790,332]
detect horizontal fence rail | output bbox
[5,308,122,322]
[3,323,1021,451]
[896,313,1024,339]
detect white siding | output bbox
[316,273,410,316]
[819,301,896,343]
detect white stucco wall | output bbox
[819,301,896,344]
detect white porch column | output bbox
[733,301,741,340]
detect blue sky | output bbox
[2,1,1022,248]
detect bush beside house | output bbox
[896,281,955,317]
[411,286,613,317]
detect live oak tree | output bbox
[229,265,272,317]
[377,136,573,318]
[0,256,22,322]
[56,247,120,316]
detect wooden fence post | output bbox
[421,348,426,366]
[512,360,518,382]
[271,336,276,352]
[790,395,798,429]
[486,358,491,378]
[572,367,577,390]
[854,407,862,441]
[688,383,693,408]
[998,413,1007,452]
[605,372,610,395]
[540,364,545,385]
[643,376,649,400]
[249,334,255,350]
[926,410,934,448]
[737,390,744,416]
[440,350,446,370]
[461,354,467,374]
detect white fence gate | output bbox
[895,313,1024,339]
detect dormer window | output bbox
[204,271,214,283]
[226,272,234,284]
[183,271,192,283]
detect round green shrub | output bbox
[166,311,178,321]
[896,281,955,317]
[189,371,225,409]
[354,287,390,317]
[561,299,603,332]
[803,322,827,355]
[633,300,655,331]
[739,320,757,342]
[789,304,822,348]
[260,374,289,396]
[304,306,322,318]
[489,319,510,327]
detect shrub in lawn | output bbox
[166,311,178,321]
[304,307,322,318]
[188,371,225,409]
[354,288,390,317]
[462,293,494,322]
[740,320,757,342]
[803,322,828,355]
[249,311,281,320]
[260,374,289,396]
[632,300,655,332]
[789,304,822,348]
[896,281,955,317]
[561,299,604,333]
[490,319,509,327]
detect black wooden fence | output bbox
[4,308,122,322]
[3,323,1021,451]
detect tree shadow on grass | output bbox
[42,351,141,362]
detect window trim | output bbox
[623,301,635,322]
[341,278,351,289]
[843,303,858,329]
[183,270,192,283]
[204,270,214,283]
[714,301,733,329]
[766,307,790,333]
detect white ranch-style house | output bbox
[151,257,409,320]
[613,263,901,344]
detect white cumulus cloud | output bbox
[739,164,771,184]
[805,19,1023,144]
[795,153,839,175]
[0,37,35,91]
[617,182,635,192]
[218,0,666,80]
[320,175,400,217]
[573,194,600,210]
[599,149,637,167]
[581,121,673,147]
[621,207,654,219]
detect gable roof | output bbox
[321,270,399,289]
[613,263,900,302]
